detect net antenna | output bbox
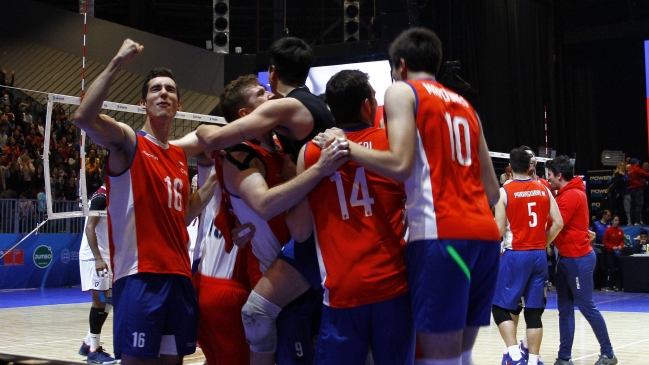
[43,93,226,220]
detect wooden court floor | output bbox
[1,301,648,364]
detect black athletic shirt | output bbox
[277,86,335,159]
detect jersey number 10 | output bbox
[329,167,375,220]
[445,113,472,166]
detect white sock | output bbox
[508,345,522,360]
[89,333,101,352]
[528,354,539,365]
[461,350,475,365]
[84,330,92,344]
[417,357,462,365]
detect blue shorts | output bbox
[277,233,322,290]
[492,250,548,310]
[406,239,500,333]
[276,287,323,365]
[112,273,198,359]
[314,292,415,365]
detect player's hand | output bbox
[95,258,108,277]
[281,154,297,181]
[114,39,144,66]
[312,128,345,149]
[232,220,255,249]
[588,230,596,243]
[314,137,349,176]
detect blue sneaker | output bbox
[502,353,527,365]
[79,342,90,356]
[520,340,529,360]
[87,346,116,364]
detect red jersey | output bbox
[503,179,551,250]
[226,141,291,288]
[107,132,191,281]
[602,226,624,252]
[399,79,499,242]
[304,126,408,308]
[553,177,592,258]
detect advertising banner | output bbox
[0,234,81,289]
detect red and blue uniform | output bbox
[399,79,501,333]
[304,125,414,365]
[493,179,551,310]
[107,131,197,359]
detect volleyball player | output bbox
[315,28,501,365]
[75,39,218,365]
[287,69,414,364]
[78,184,117,365]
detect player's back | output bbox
[401,79,499,243]
[503,179,551,250]
[304,126,408,308]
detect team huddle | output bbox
[74,27,618,365]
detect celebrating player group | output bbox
[74,25,618,365]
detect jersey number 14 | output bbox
[330,167,375,220]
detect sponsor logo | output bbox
[176,112,187,118]
[180,167,187,176]
[142,150,159,160]
[61,249,70,264]
[192,114,202,120]
[591,202,601,207]
[589,176,610,181]
[137,107,146,113]
[591,189,608,194]
[117,104,128,110]
[52,95,65,101]
[33,245,53,268]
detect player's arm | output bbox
[195,98,313,151]
[74,39,140,174]
[285,145,314,242]
[476,116,500,206]
[224,141,347,221]
[493,188,508,237]
[185,165,218,226]
[546,192,564,246]
[315,82,417,183]
[171,131,211,159]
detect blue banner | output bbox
[0,234,82,289]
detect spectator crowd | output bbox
[0,69,107,204]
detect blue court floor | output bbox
[0,286,88,308]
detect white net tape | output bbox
[43,93,226,220]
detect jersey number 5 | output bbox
[330,167,375,220]
[527,202,538,227]
[445,113,472,166]
[164,176,183,211]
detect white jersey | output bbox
[193,164,239,278]
[79,187,109,261]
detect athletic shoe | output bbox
[87,347,116,365]
[553,359,574,365]
[79,342,90,356]
[502,353,527,365]
[520,341,529,361]
[593,354,618,365]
